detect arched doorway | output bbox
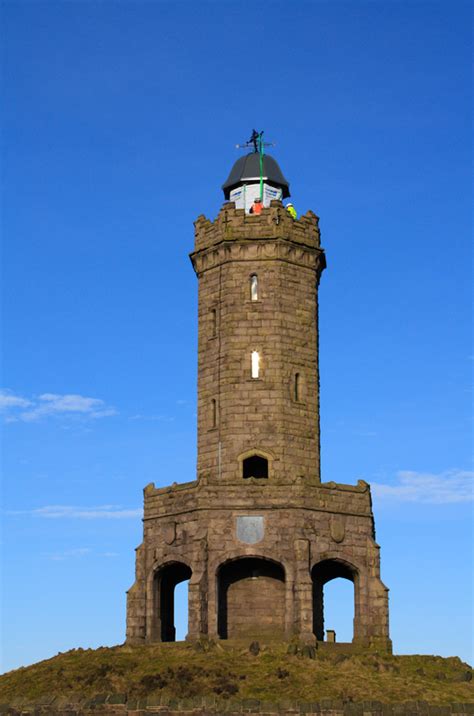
[153,562,192,642]
[217,557,285,639]
[312,559,358,643]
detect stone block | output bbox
[241,698,261,711]
[106,693,127,705]
[343,704,364,715]
[259,702,281,713]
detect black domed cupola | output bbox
[222,130,290,211]
[223,153,290,200]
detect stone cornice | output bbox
[143,478,371,498]
[143,480,374,521]
[143,504,373,522]
[190,237,326,277]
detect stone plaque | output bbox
[236,516,264,544]
[163,522,176,545]
[330,517,345,543]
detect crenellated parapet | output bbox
[191,203,325,279]
[192,201,323,254]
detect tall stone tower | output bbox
[126,145,391,650]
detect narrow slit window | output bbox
[210,308,217,337]
[295,373,301,402]
[251,351,260,379]
[211,398,217,428]
[250,274,258,301]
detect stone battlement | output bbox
[193,201,322,254]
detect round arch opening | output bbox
[217,557,285,640]
[311,559,358,643]
[153,561,192,642]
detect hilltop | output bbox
[0,641,472,706]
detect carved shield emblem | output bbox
[236,516,264,544]
[163,522,176,545]
[330,517,345,544]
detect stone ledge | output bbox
[142,480,374,522]
[143,478,371,500]
[144,480,199,497]
[1,698,472,715]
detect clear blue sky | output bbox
[1,0,472,673]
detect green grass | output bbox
[0,641,472,704]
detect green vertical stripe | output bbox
[259,132,264,201]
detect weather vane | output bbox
[236,129,275,154]
[235,130,276,201]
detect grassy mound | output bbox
[0,642,472,705]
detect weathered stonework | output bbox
[126,200,391,650]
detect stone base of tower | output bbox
[126,477,391,652]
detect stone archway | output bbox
[153,561,192,642]
[311,558,359,642]
[217,557,285,640]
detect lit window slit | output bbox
[250,274,258,301]
[251,351,260,379]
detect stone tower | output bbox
[126,147,391,650]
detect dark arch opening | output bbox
[154,562,192,642]
[311,559,357,643]
[243,455,268,479]
[217,557,285,639]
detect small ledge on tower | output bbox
[143,478,199,497]
[320,479,371,493]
